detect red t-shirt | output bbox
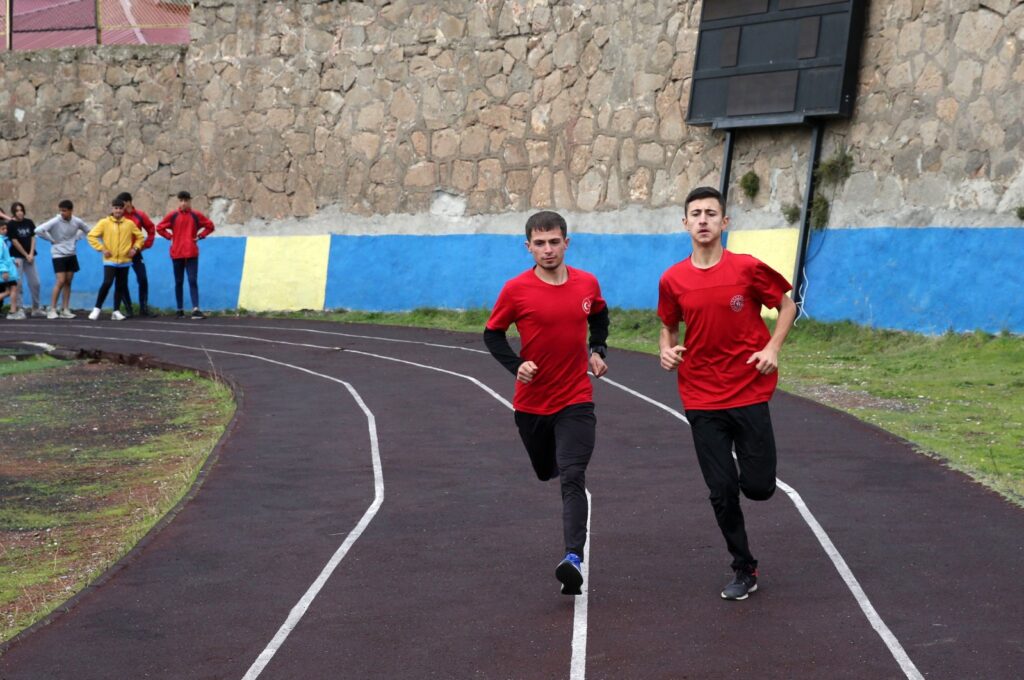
[487,266,607,415]
[657,249,792,410]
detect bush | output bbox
[739,171,760,199]
[781,203,801,225]
[816,148,854,188]
[1016,206,1024,221]
[811,195,830,230]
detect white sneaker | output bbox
[60,309,76,319]
[111,310,126,321]
[6,310,26,320]
[31,308,47,318]
[88,307,101,320]
[47,309,59,319]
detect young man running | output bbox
[157,191,215,319]
[34,199,91,318]
[484,211,609,596]
[116,192,158,317]
[87,198,144,321]
[657,186,796,601]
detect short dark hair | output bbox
[10,201,25,215]
[111,198,126,208]
[115,191,133,203]
[684,186,725,215]
[524,211,567,240]
[58,199,73,210]
[177,190,192,200]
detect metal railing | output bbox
[1,0,190,51]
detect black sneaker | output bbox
[555,552,584,596]
[191,308,206,320]
[176,310,185,319]
[721,569,758,600]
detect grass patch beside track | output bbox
[276,307,1024,506]
[0,354,234,643]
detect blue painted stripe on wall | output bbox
[23,228,1021,334]
[30,237,246,312]
[804,227,1024,334]
[323,233,694,311]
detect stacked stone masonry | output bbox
[0,0,1022,228]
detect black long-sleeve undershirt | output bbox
[483,306,610,376]
[483,328,523,375]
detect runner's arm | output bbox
[483,328,525,375]
[587,306,609,357]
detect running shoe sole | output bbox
[556,561,583,596]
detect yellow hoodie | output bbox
[88,216,144,264]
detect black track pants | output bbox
[95,266,131,313]
[514,402,596,558]
[686,402,778,573]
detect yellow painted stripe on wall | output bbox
[725,227,800,318]
[238,235,331,311]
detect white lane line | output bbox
[600,377,924,680]
[6,326,592,678]
[570,488,592,680]
[344,348,512,410]
[340,346,591,679]
[0,329,384,680]
[140,320,921,677]
[147,319,491,354]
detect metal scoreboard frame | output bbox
[686,0,868,130]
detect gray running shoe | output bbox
[721,569,758,600]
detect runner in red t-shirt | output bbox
[485,211,609,596]
[658,186,796,601]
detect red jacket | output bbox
[156,209,215,259]
[124,207,156,249]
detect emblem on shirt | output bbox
[582,297,593,314]
[730,294,745,312]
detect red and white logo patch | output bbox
[582,297,593,314]
[730,294,745,312]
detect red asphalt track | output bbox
[0,318,1021,679]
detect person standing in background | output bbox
[0,221,24,319]
[5,202,45,317]
[87,198,144,321]
[156,191,215,320]
[115,192,158,317]
[34,199,91,319]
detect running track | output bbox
[0,318,1021,679]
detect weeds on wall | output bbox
[808,147,854,230]
[781,202,801,225]
[811,195,831,230]
[1016,206,1024,221]
[739,171,760,199]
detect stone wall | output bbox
[1,0,1023,229]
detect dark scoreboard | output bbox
[686,0,867,129]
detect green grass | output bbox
[0,354,64,377]
[0,359,235,642]
[282,307,1024,505]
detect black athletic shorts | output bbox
[52,255,80,274]
[0,279,16,291]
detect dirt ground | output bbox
[0,357,232,643]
